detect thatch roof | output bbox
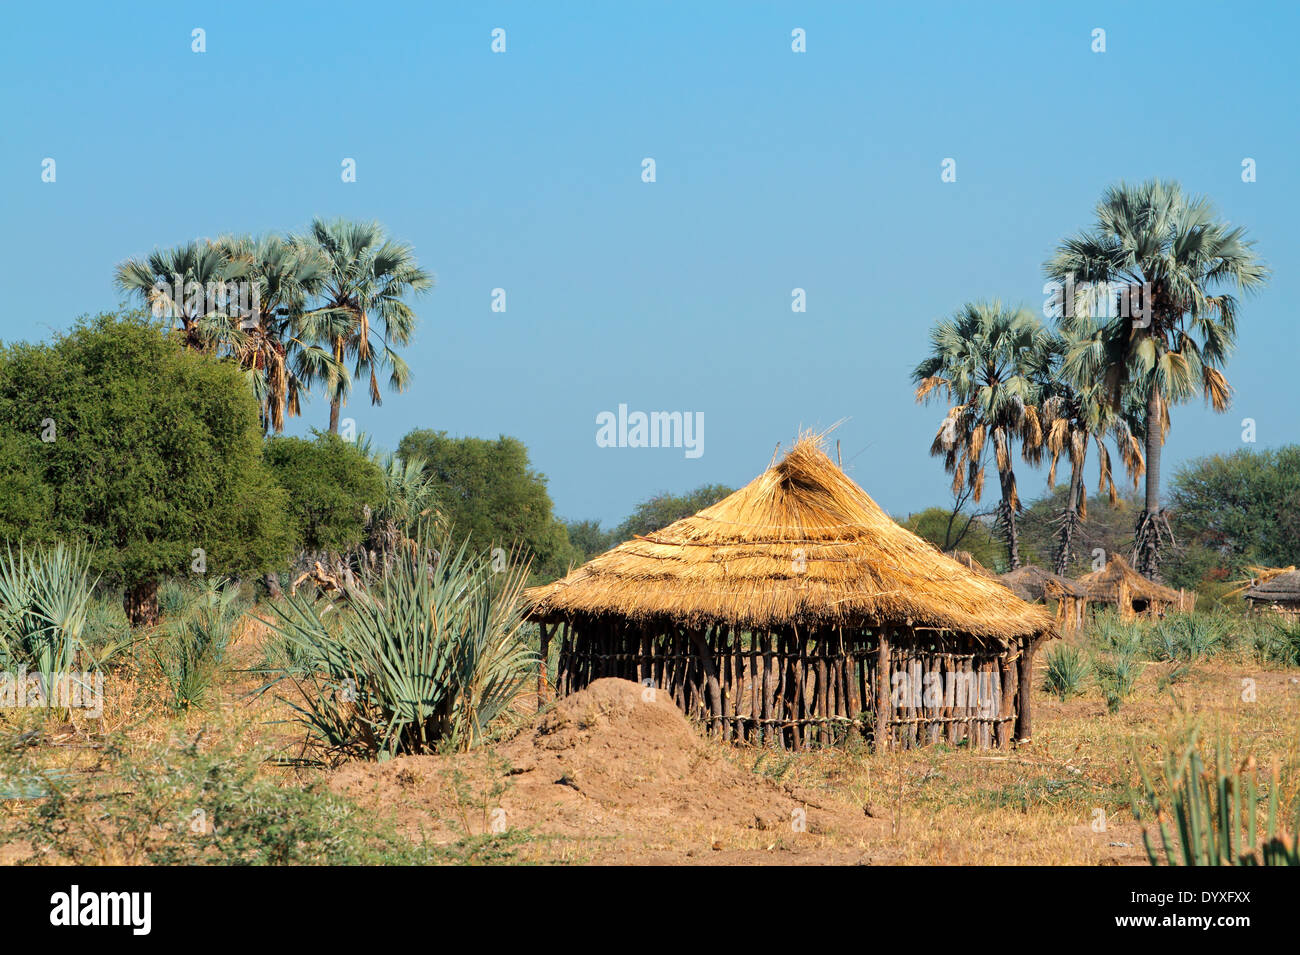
[1000,565,1086,603]
[526,438,1053,640]
[946,550,998,579]
[1244,569,1300,604]
[1077,552,1180,605]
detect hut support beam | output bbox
[1014,635,1036,744]
[537,623,551,711]
[874,627,891,751]
[688,626,723,734]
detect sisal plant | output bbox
[525,436,1055,750]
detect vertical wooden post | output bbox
[688,627,723,735]
[996,649,1014,748]
[761,631,776,746]
[537,622,551,711]
[1014,636,1036,744]
[874,627,891,751]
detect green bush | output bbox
[0,733,445,865]
[396,430,578,581]
[1088,608,1147,658]
[266,526,536,760]
[264,432,385,557]
[0,311,292,624]
[1252,618,1300,667]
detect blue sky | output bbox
[3,2,1296,528]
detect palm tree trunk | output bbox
[997,466,1021,571]
[1055,461,1085,576]
[1134,385,1163,579]
[328,335,345,434]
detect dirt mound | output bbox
[329,678,881,862]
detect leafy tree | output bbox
[304,219,434,433]
[396,430,575,580]
[1045,179,1268,577]
[913,301,1052,569]
[1163,446,1300,587]
[1018,486,1139,578]
[899,507,1003,570]
[564,519,615,563]
[264,433,386,556]
[0,432,54,545]
[0,311,291,624]
[612,484,736,540]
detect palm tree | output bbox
[114,240,232,351]
[117,235,348,434]
[1040,325,1145,576]
[303,219,434,433]
[218,235,347,433]
[913,301,1052,570]
[1045,180,1268,578]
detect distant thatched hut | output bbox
[526,438,1055,750]
[1244,569,1300,622]
[1077,552,1192,620]
[999,565,1089,634]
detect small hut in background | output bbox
[1077,552,1192,620]
[999,565,1089,634]
[1243,569,1300,622]
[526,438,1054,750]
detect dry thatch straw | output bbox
[1229,564,1298,599]
[1242,568,1300,604]
[1076,551,1181,605]
[999,565,1086,603]
[946,549,998,580]
[527,436,1053,640]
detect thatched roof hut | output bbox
[1077,552,1190,619]
[999,565,1085,603]
[527,437,1054,750]
[1000,565,1089,634]
[1244,569,1300,621]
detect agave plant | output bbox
[0,543,97,693]
[1133,729,1299,866]
[1151,612,1225,663]
[151,577,245,712]
[1043,643,1090,700]
[267,527,535,760]
[1094,652,1142,715]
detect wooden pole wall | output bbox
[551,617,1026,751]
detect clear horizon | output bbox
[3,1,1295,528]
